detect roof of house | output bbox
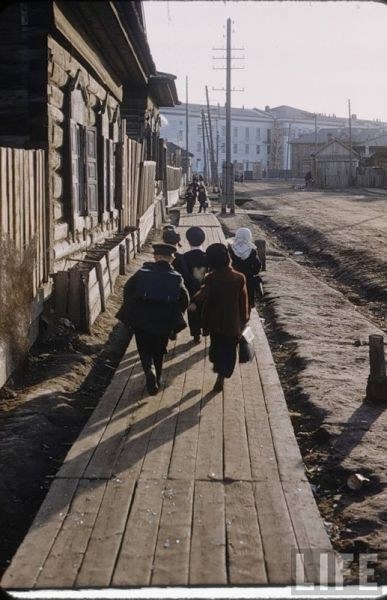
[290,127,387,146]
[314,138,360,158]
[162,103,272,121]
[166,141,194,157]
[149,72,179,107]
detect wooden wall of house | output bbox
[47,35,122,273]
[0,2,49,148]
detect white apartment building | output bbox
[161,103,385,176]
[160,103,273,176]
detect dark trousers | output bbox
[209,333,238,378]
[186,199,195,214]
[188,309,201,338]
[198,202,207,213]
[134,329,169,381]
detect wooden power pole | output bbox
[185,76,189,184]
[348,98,353,186]
[201,110,208,183]
[205,85,218,189]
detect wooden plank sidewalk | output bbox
[2,210,335,592]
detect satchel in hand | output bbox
[239,325,255,363]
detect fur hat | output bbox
[205,243,230,269]
[186,226,205,246]
[162,226,181,245]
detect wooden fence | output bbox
[355,167,385,189]
[120,136,143,229]
[166,165,181,191]
[0,147,46,293]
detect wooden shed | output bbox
[312,139,359,189]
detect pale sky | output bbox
[143,1,387,122]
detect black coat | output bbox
[116,261,189,335]
[228,246,261,309]
[183,249,207,296]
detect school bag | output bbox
[135,267,182,303]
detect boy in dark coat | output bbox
[116,243,189,395]
[183,226,207,343]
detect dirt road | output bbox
[219,182,387,581]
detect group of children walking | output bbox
[185,174,209,214]
[117,215,262,395]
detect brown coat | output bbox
[192,266,249,337]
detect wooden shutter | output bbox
[70,119,85,216]
[108,139,115,210]
[86,126,98,213]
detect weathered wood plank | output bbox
[195,345,224,481]
[57,339,138,478]
[250,310,307,482]
[225,481,267,584]
[35,479,106,588]
[152,480,194,585]
[168,342,204,480]
[0,147,8,233]
[76,476,136,588]
[2,478,79,589]
[282,479,334,584]
[190,481,227,584]
[223,361,252,481]
[254,478,298,584]
[240,358,279,481]
[112,479,165,586]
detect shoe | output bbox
[145,368,158,395]
[212,375,224,392]
[193,335,201,344]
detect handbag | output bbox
[239,325,255,364]
[239,325,255,363]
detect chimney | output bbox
[265,105,270,112]
[352,114,357,120]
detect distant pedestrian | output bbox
[227,227,262,312]
[197,183,208,213]
[189,243,249,391]
[305,170,313,189]
[116,243,189,395]
[185,184,195,214]
[183,226,207,343]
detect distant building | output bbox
[162,103,386,179]
[161,103,272,177]
[291,127,387,176]
[312,139,360,189]
[264,105,386,173]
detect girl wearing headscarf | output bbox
[189,243,249,391]
[227,227,261,312]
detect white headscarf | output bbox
[229,227,255,260]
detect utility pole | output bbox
[225,18,232,213]
[348,99,353,186]
[203,112,212,184]
[205,85,218,190]
[286,122,291,176]
[212,19,244,215]
[185,76,189,185]
[314,113,318,154]
[201,109,208,183]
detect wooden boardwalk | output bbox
[2,211,334,592]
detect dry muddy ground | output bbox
[218,182,387,582]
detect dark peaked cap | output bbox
[152,243,176,257]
